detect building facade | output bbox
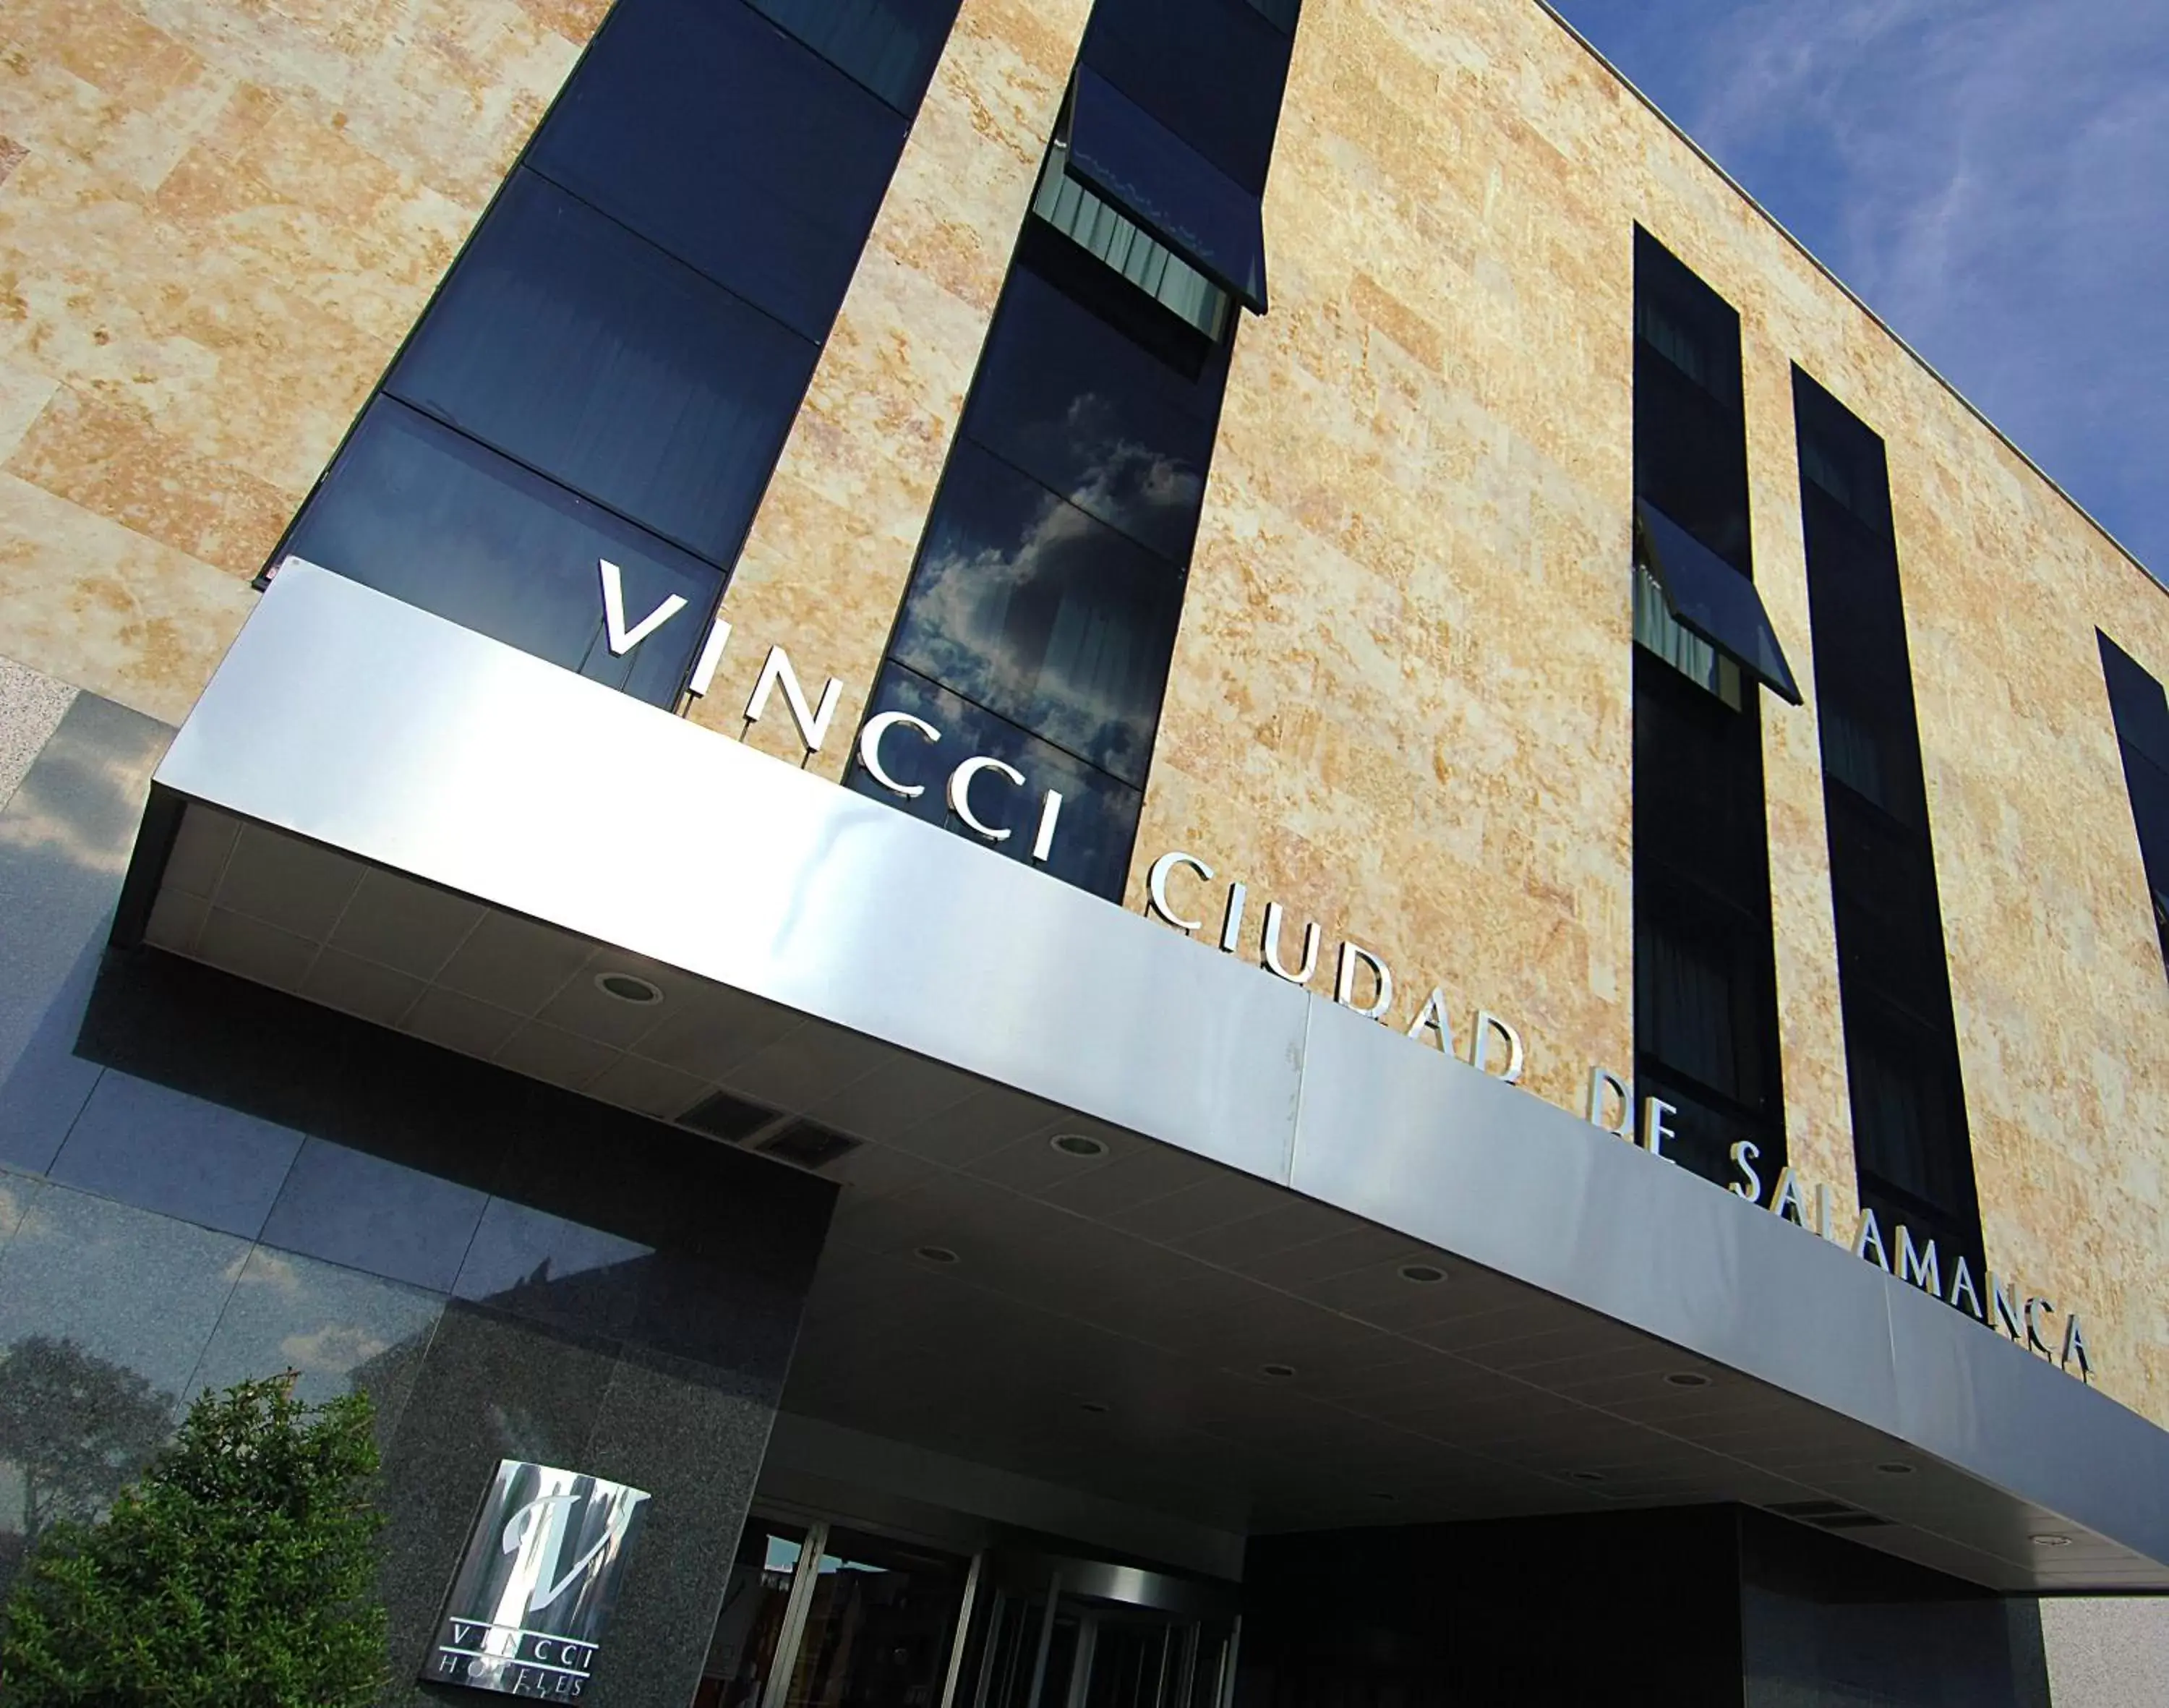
[2,0,2168,1702]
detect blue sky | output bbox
[1546,0,2169,579]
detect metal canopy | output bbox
[120,565,2169,1592]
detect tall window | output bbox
[847,0,1299,899]
[1794,369,1984,1280]
[1631,231,1799,1189]
[270,0,962,706]
[2097,632,2169,975]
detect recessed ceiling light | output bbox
[914,1245,961,1266]
[1398,1263,1450,1284]
[1568,1470,1607,1484]
[1875,1462,1915,1477]
[1664,1372,1712,1389]
[1260,1363,1298,1380]
[1050,1132,1110,1158]
[595,970,664,1005]
[2030,1533,2072,1549]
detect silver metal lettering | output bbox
[1470,1011,1525,1083]
[1588,1067,1633,1138]
[1219,882,1249,954]
[685,615,732,699]
[1408,988,1456,1054]
[1333,942,1395,1020]
[2062,1315,2092,1380]
[1030,790,1064,863]
[1727,1140,1762,1201]
[1853,1208,1890,1272]
[1260,902,1320,985]
[1769,1167,1808,1227]
[1897,1226,1941,1297]
[598,559,688,655]
[947,756,1026,842]
[2024,1296,2056,1357]
[1815,1184,1834,1242]
[1990,1273,2024,1340]
[745,646,844,753]
[857,712,940,798]
[1147,852,1214,932]
[1640,1096,1677,1163]
[1948,1254,1984,1321]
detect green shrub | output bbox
[0,1375,388,1707]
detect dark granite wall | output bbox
[0,690,838,1707]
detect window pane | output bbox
[963,263,1223,563]
[746,0,961,114]
[286,398,722,707]
[1066,69,1267,310]
[1082,0,1292,195]
[388,171,815,568]
[696,1524,808,1708]
[847,664,1144,902]
[780,1529,970,1708]
[531,0,907,341]
[2102,632,2169,771]
[890,443,1184,786]
[1635,500,1800,702]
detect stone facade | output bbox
[0,0,590,723]
[1,0,2164,1430]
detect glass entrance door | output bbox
[964,1556,1236,1708]
[696,1523,1236,1708]
[698,1521,973,1708]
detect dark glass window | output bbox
[1795,367,1983,1283]
[853,0,1299,902]
[1066,67,1267,309]
[284,398,721,706]
[529,0,909,341]
[1631,229,1785,1193]
[1635,500,1800,702]
[846,665,1145,901]
[2100,632,2169,969]
[887,443,1184,787]
[387,170,816,568]
[2102,633,2169,769]
[745,0,962,114]
[1080,0,1293,193]
[962,263,1226,563]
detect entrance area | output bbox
[696,1520,1237,1708]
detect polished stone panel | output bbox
[49,1072,304,1240]
[184,1243,445,1451]
[0,693,171,1171]
[260,1139,491,1295]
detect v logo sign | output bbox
[599,559,688,656]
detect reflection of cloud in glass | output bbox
[278,1325,395,1376]
[896,447,1184,785]
[1019,390,1204,555]
[229,1248,304,1294]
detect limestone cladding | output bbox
[0,0,595,723]
[1132,0,2169,1424]
[690,0,1096,769]
[0,0,2163,1424]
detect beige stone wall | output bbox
[0,0,595,722]
[1,0,2163,1426]
[1134,0,2169,1422]
[692,0,1094,770]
